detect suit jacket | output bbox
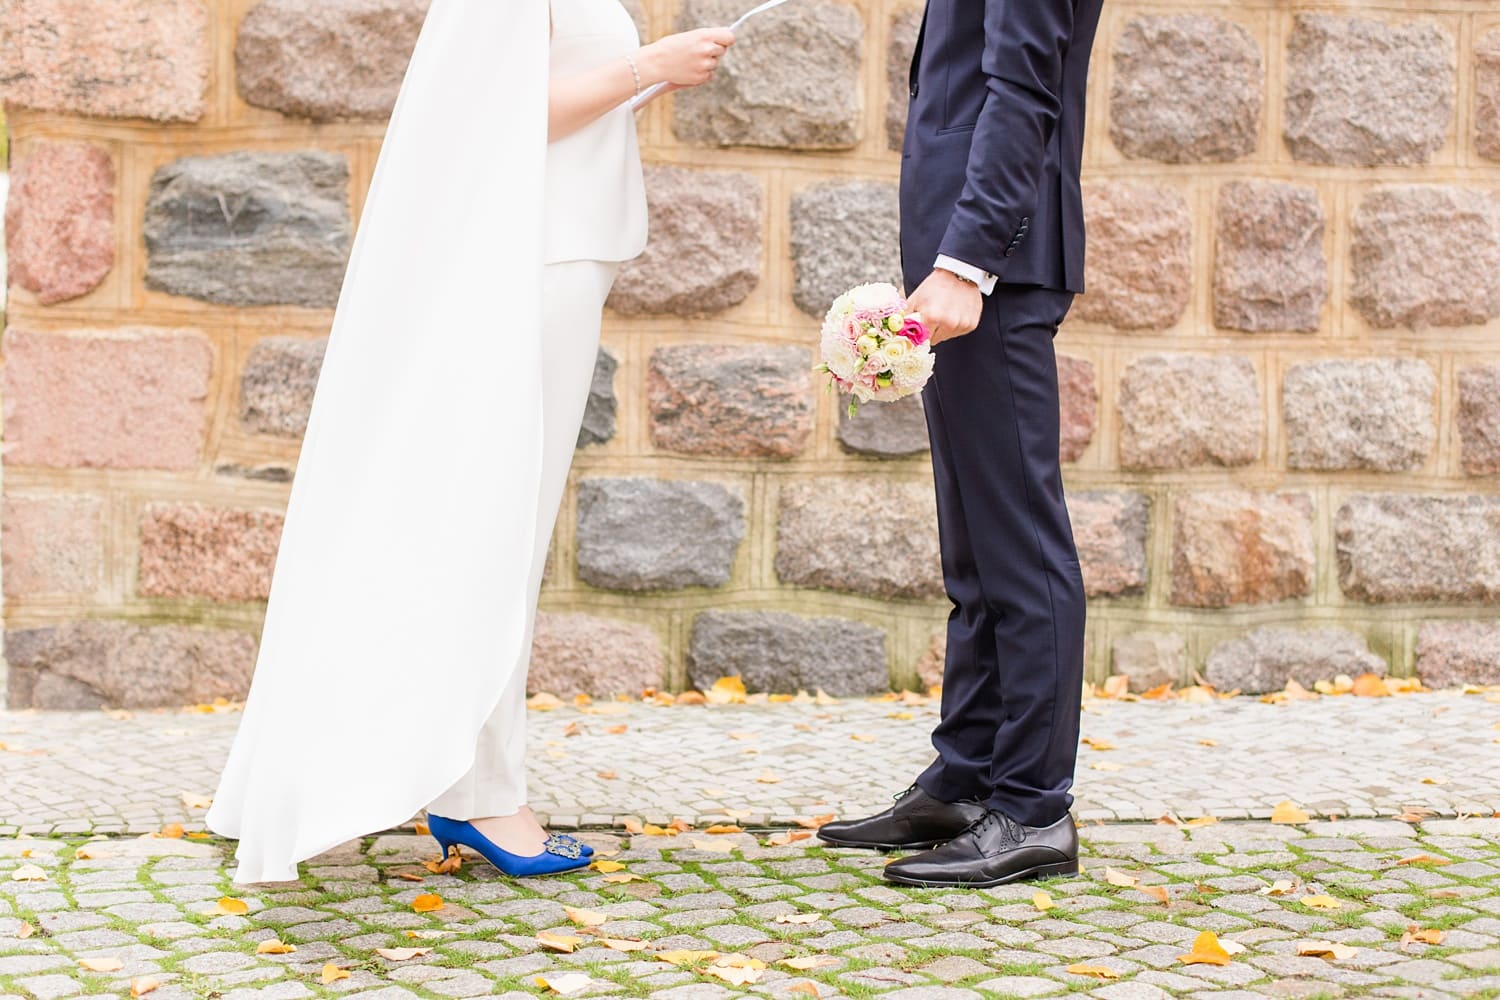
[900,0,1104,294]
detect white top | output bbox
[544,0,649,264]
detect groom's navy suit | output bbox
[901,0,1104,827]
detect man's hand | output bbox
[907,269,984,345]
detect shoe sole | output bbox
[815,834,947,852]
[883,858,1080,889]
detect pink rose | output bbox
[899,316,931,346]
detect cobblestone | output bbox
[5,696,1500,996]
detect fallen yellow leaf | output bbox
[375,948,431,961]
[1398,854,1452,866]
[793,814,836,829]
[1142,885,1170,905]
[656,949,720,966]
[537,931,584,953]
[603,872,644,884]
[1032,890,1055,912]
[1351,672,1389,697]
[130,978,160,997]
[757,772,782,784]
[16,922,35,940]
[691,838,736,854]
[1104,867,1138,888]
[1301,895,1343,910]
[783,956,837,971]
[256,940,296,955]
[413,822,430,836]
[1271,800,1310,824]
[1298,940,1357,960]
[703,825,744,835]
[1259,879,1296,896]
[776,912,821,925]
[320,964,350,985]
[850,734,876,743]
[1082,737,1115,751]
[1066,963,1120,979]
[591,859,626,873]
[159,824,185,839]
[767,831,813,846]
[424,848,462,875]
[1090,761,1123,772]
[535,973,594,996]
[1178,930,1233,966]
[411,893,444,913]
[1402,925,1445,950]
[527,692,565,711]
[201,897,249,917]
[601,937,651,952]
[11,864,47,882]
[79,957,124,972]
[181,792,212,810]
[706,676,748,705]
[706,954,767,986]
[564,906,608,927]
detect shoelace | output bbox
[967,810,1027,846]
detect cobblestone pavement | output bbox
[2,694,1498,837]
[5,820,1500,999]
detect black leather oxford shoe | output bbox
[816,784,987,851]
[883,809,1079,888]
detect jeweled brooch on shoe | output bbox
[543,834,584,859]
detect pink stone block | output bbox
[6,141,116,304]
[1,327,213,470]
[1057,354,1098,463]
[0,0,209,122]
[138,504,284,603]
[1,493,104,598]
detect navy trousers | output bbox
[914,283,1086,827]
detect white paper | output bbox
[630,0,797,110]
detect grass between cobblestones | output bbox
[3,819,1500,999]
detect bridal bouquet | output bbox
[815,282,935,416]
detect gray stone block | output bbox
[672,0,864,149]
[576,347,618,448]
[1337,494,1500,603]
[687,610,888,696]
[774,479,942,600]
[576,478,745,591]
[1283,358,1435,472]
[144,151,352,307]
[790,180,902,317]
[836,394,929,457]
[1205,627,1386,694]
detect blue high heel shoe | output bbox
[426,814,592,877]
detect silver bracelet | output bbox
[624,53,642,99]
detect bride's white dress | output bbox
[208,0,642,883]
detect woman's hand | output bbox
[638,28,736,89]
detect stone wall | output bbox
[3,0,1499,708]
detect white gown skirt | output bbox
[426,259,619,821]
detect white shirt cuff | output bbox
[934,255,998,296]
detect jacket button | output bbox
[1004,248,1016,257]
[910,84,919,98]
